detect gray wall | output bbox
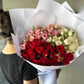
[0,0,3,8]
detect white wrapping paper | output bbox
[9,1,84,84]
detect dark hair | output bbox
[0,9,14,38]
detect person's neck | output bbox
[2,38,16,54]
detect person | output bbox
[0,9,60,84]
[0,9,39,84]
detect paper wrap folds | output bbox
[9,0,84,84]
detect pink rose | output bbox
[35,25,40,30]
[29,36,34,41]
[43,27,47,30]
[28,32,33,36]
[54,25,59,28]
[47,24,52,28]
[26,34,29,37]
[42,34,48,40]
[57,28,61,34]
[52,30,58,36]
[47,28,54,33]
[29,29,34,34]
[23,38,27,44]
[33,34,38,39]
[48,32,53,37]
[35,30,41,34]
[37,34,42,39]
[20,43,26,50]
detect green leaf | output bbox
[33,27,35,31]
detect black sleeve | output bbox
[22,61,38,81]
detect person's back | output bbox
[0,9,39,84]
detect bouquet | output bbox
[20,24,79,66]
[9,0,84,84]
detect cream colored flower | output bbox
[71,42,79,49]
[62,27,68,32]
[68,29,75,37]
[61,31,64,35]
[47,37,52,42]
[72,36,78,42]
[68,31,73,36]
[73,32,77,36]
[52,36,58,42]
[66,50,73,53]
[58,37,62,40]
[75,43,79,49]
[53,36,57,39]
[64,38,71,45]
[68,37,74,42]
[55,41,62,45]
[52,39,57,42]
[69,44,77,52]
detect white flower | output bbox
[47,37,52,42]
[75,43,79,49]
[68,31,73,36]
[61,31,64,35]
[52,39,57,42]
[73,32,77,36]
[58,37,62,40]
[66,50,73,53]
[62,27,68,32]
[72,36,78,42]
[69,44,76,52]
[68,37,74,41]
[71,42,79,49]
[64,38,71,45]
[53,36,57,39]
[55,41,62,45]
[52,36,57,42]
[68,29,74,36]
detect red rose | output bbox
[33,39,42,46]
[50,53,58,61]
[50,47,56,54]
[33,59,41,64]
[26,41,32,49]
[42,49,49,56]
[26,49,33,55]
[28,51,36,59]
[47,44,52,50]
[57,58,61,62]
[61,52,74,61]
[21,50,29,60]
[41,57,51,66]
[36,47,44,53]
[43,43,52,50]
[56,45,65,53]
[61,52,67,59]
[31,42,36,49]
[52,61,59,66]
[66,53,74,61]
[62,59,70,65]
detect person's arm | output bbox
[23,78,38,84]
[22,61,38,84]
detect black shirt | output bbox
[0,52,38,84]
